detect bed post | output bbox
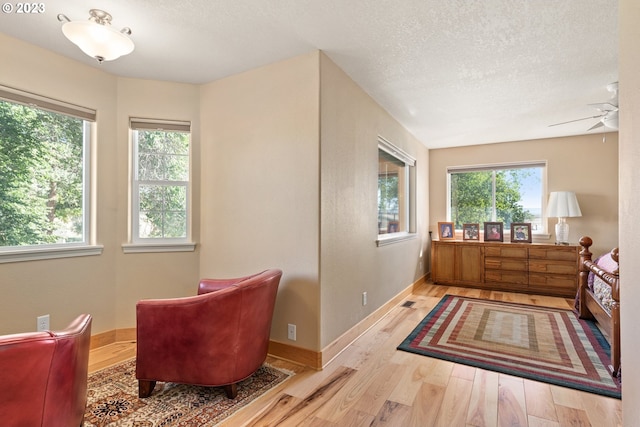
[578,236,593,319]
[610,247,620,377]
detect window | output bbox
[130,119,191,246]
[0,86,96,261]
[377,136,416,245]
[448,162,545,234]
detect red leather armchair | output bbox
[0,314,92,427]
[136,269,282,399]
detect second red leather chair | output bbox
[136,269,282,399]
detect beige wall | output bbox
[0,34,201,335]
[199,52,322,349]
[620,0,639,423]
[319,53,430,349]
[0,38,429,356]
[114,78,201,329]
[429,133,619,257]
[0,34,119,335]
[186,50,432,352]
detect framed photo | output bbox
[484,222,503,242]
[462,223,479,240]
[511,223,532,243]
[437,222,455,240]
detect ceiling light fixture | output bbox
[57,9,134,63]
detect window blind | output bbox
[0,85,96,121]
[378,136,416,166]
[130,118,191,132]
[447,160,546,174]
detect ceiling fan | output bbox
[549,82,619,131]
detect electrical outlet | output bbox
[37,314,50,331]
[362,291,367,306]
[287,324,296,341]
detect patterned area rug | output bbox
[398,295,621,399]
[84,359,293,426]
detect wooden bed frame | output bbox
[578,236,620,377]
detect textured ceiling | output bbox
[0,0,618,148]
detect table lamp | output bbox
[547,191,582,245]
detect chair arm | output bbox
[45,314,92,425]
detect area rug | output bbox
[397,295,620,399]
[84,359,294,426]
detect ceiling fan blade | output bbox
[588,121,605,131]
[589,102,618,112]
[548,115,604,127]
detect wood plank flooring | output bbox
[88,282,622,427]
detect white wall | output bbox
[619,0,639,424]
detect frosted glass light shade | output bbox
[62,21,134,62]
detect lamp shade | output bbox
[62,21,134,62]
[547,191,582,218]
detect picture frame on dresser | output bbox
[511,223,532,243]
[463,223,479,240]
[483,222,503,242]
[438,222,455,240]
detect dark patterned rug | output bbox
[84,359,293,426]
[398,295,620,399]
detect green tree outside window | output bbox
[0,100,85,247]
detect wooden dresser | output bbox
[431,240,579,297]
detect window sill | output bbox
[376,232,416,247]
[122,242,197,253]
[0,245,104,264]
[532,233,552,242]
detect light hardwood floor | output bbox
[88,282,622,427]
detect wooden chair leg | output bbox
[223,383,238,399]
[138,379,157,398]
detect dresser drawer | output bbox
[529,259,577,275]
[529,246,577,261]
[485,258,528,271]
[485,269,528,284]
[529,273,577,296]
[484,245,528,259]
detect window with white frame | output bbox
[130,119,191,244]
[377,136,416,244]
[0,86,94,256]
[447,162,546,234]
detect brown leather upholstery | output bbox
[136,269,282,399]
[0,314,92,427]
